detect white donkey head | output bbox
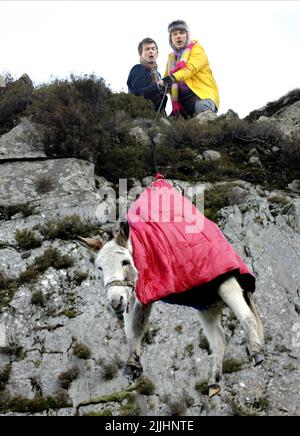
[78,222,138,318]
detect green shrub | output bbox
[204,184,234,222]
[222,358,244,374]
[228,396,259,416]
[27,75,112,159]
[0,271,17,291]
[61,308,78,319]
[253,396,270,411]
[164,391,194,416]
[119,397,140,416]
[0,344,24,359]
[0,365,11,391]
[0,272,18,310]
[156,117,297,187]
[72,271,88,286]
[73,341,91,360]
[0,73,33,135]
[58,366,80,389]
[134,376,155,396]
[18,247,74,287]
[34,175,54,194]
[0,203,35,221]
[15,229,42,250]
[185,343,194,357]
[18,267,39,284]
[199,331,210,352]
[31,290,45,307]
[39,215,100,241]
[33,247,74,272]
[175,325,183,334]
[99,358,119,381]
[195,381,209,395]
[26,75,159,181]
[100,142,152,181]
[111,92,156,120]
[0,390,70,414]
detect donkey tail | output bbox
[247,291,264,345]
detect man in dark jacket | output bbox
[127,37,167,112]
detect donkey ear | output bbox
[116,221,130,248]
[77,236,104,252]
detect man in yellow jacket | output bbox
[158,20,219,118]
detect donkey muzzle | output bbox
[109,295,126,318]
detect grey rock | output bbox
[153,133,165,146]
[18,74,33,88]
[228,186,249,206]
[288,180,300,193]
[219,109,239,121]
[159,118,172,127]
[129,127,151,146]
[195,153,203,163]
[246,89,300,139]
[203,150,221,161]
[194,111,218,124]
[0,158,100,221]
[249,155,262,166]
[132,118,154,130]
[248,148,262,167]
[94,176,113,190]
[0,118,46,160]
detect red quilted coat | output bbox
[127,176,255,305]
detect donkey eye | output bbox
[98,266,103,272]
[122,260,131,267]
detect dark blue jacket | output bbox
[127,64,167,111]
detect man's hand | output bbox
[158,75,175,91]
[162,75,175,87]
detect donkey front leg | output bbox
[123,297,152,380]
[198,302,226,398]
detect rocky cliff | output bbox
[0,86,299,416]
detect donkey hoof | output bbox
[253,353,264,367]
[208,384,221,398]
[124,364,143,380]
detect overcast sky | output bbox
[1,0,300,117]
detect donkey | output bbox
[79,222,264,398]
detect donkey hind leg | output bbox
[199,302,226,398]
[123,297,152,380]
[218,277,264,365]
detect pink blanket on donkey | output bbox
[127,176,255,305]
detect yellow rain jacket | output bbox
[165,41,219,109]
